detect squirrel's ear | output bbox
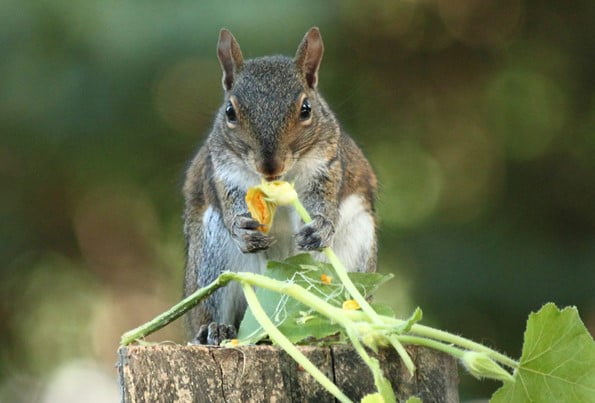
[217,29,244,91]
[294,27,324,89]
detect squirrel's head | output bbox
[213,27,335,182]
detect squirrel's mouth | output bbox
[264,175,282,182]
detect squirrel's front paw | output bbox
[296,215,334,251]
[231,214,275,253]
[191,322,237,345]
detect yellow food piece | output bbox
[342,299,361,310]
[245,187,276,233]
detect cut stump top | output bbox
[117,344,459,402]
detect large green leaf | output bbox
[491,303,595,402]
[237,254,394,344]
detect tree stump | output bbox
[117,344,459,402]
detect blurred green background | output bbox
[1,0,594,401]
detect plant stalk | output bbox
[292,199,414,375]
[396,335,466,359]
[409,325,518,369]
[242,283,353,403]
[344,325,396,403]
[342,311,518,369]
[120,273,233,345]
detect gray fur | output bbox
[183,28,378,342]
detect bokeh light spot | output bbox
[373,143,443,228]
[14,256,101,375]
[41,360,119,403]
[485,69,566,160]
[427,121,502,222]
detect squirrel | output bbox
[183,27,378,345]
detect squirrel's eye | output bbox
[300,98,311,121]
[225,101,237,123]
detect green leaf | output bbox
[491,303,595,402]
[404,397,422,403]
[396,307,423,333]
[237,254,394,344]
[361,393,384,403]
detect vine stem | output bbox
[344,325,396,403]
[292,200,377,318]
[342,311,519,369]
[119,271,344,346]
[396,335,466,359]
[241,283,353,403]
[409,325,518,369]
[119,273,232,346]
[293,199,415,375]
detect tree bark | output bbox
[117,344,459,402]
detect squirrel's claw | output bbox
[191,322,237,345]
[239,231,275,253]
[296,215,334,251]
[234,215,262,230]
[231,214,275,253]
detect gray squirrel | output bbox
[183,27,378,344]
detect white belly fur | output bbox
[331,194,375,272]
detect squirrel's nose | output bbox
[259,158,284,181]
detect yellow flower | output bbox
[246,181,298,233]
[320,274,332,285]
[229,339,240,347]
[245,187,276,233]
[342,299,361,310]
[258,180,298,206]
